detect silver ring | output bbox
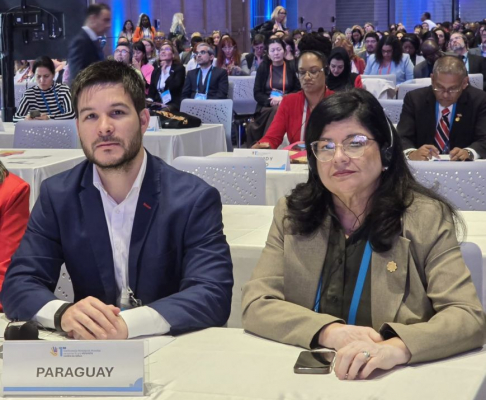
[362,350,371,361]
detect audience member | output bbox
[299,32,332,58]
[168,12,186,42]
[327,48,363,92]
[141,38,157,65]
[414,39,443,78]
[0,161,29,306]
[398,56,486,161]
[154,31,167,58]
[340,39,365,74]
[216,36,247,76]
[351,28,364,52]
[182,42,229,100]
[132,41,154,93]
[282,35,297,66]
[421,12,437,30]
[252,50,333,149]
[148,40,185,111]
[433,27,449,52]
[449,32,486,89]
[180,36,203,65]
[241,34,266,75]
[2,60,233,338]
[14,56,75,122]
[364,35,413,83]
[259,6,288,40]
[292,29,303,43]
[357,32,379,64]
[469,29,486,57]
[364,22,375,33]
[246,38,301,146]
[113,42,132,65]
[67,3,111,85]
[242,88,486,379]
[119,20,134,42]
[401,34,425,66]
[133,13,155,42]
[345,28,352,41]
[413,25,423,36]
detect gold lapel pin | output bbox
[455,114,462,122]
[386,261,397,273]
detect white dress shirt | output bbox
[34,151,171,338]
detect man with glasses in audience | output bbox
[448,32,486,89]
[153,31,166,58]
[357,32,379,64]
[182,42,228,100]
[1,60,233,339]
[398,56,486,161]
[113,42,143,80]
[414,39,443,78]
[180,36,203,65]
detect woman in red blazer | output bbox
[0,161,30,300]
[252,50,334,149]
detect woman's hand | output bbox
[132,58,141,70]
[318,323,383,350]
[269,96,283,106]
[251,142,271,149]
[35,113,50,120]
[333,338,412,380]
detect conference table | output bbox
[222,205,486,329]
[1,327,485,399]
[0,122,227,165]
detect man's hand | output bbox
[251,141,271,149]
[61,296,128,340]
[408,145,440,161]
[318,323,383,350]
[449,147,473,161]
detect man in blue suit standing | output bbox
[1,60,233,339]
[67,4,111,85]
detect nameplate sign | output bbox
[233,149,290,171]
[2,340,144,396]
[147,116,160,131]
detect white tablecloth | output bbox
[210,152,308,205]
[0,123,227,165]
[1,149,86,209]
[222,206,486,328]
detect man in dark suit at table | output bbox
[67,4,111,85]
[448,32,486,89]
[182,43,229,100]
[398,56,486,161]
[1,60,233,339]
[414,39,443,79]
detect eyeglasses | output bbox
[114,49,129,55]
[195,50,209,56]
[298,68,324,79]
[311,135,377,162]
[253,45,265,51]
[432,86,462,94]
[222,46,234,51]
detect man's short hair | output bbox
[87,3,110,18]
[115,42,133,59]
[196,42,214,56]
[71,60,145,118]
[423,12,431,19]
[190,36,204,47]
[432,55,467,79]
[364,32,379,42]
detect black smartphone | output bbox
[294,350,336,374]
[29,110,41,118]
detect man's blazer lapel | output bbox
[371,236,410,331]
[79,165,117,303]
[128,152,161,292]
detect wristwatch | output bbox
[465,149,474,160]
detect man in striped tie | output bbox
[398,55,486,161]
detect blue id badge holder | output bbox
[195,93,208,100]
[161,90,172,104]
[270,90,283,98]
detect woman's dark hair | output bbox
[326,47,354,91]
[132,41,148,65]
[401,34,421,60]
[172,37,185,54]
[375,35,403,65]
[432,28,450,52]
[298,32,332,58]
[33,56,55,75]
[123,19,134,33]
[0,161,8,185]
[422,31,439,43]
[138,13,151,30]
[285,89,460,252]
[267,38,286,53]
[282,35,296,55]
[351,28,363,45]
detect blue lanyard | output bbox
[313,240,372,326]
[40,86,65,116]
[196,67,213,95]
[435,102,457,152]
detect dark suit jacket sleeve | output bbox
[469,93,486,158]
[215,68,229,99]
[68,32,97,85]
[397,91,420,150]
[1,180,65,320]
[254,62,271,108]
[148,185,233,334]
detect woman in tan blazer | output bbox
[242,89,486,380]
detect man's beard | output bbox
[81,129,143,172]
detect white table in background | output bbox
[1,149,86,209]
[222,206,486,328]
[0,123,226,165]
[209,152,308,205]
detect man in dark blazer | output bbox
[1,61,233,339]
[413,39,443,79]
[449,32,486,89]
[67,4,111,85]
[182,43,228,100]
[398,56,486,161]
[357,32,379,65]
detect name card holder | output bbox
[2,340,144,397]
[233,148,290,171]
